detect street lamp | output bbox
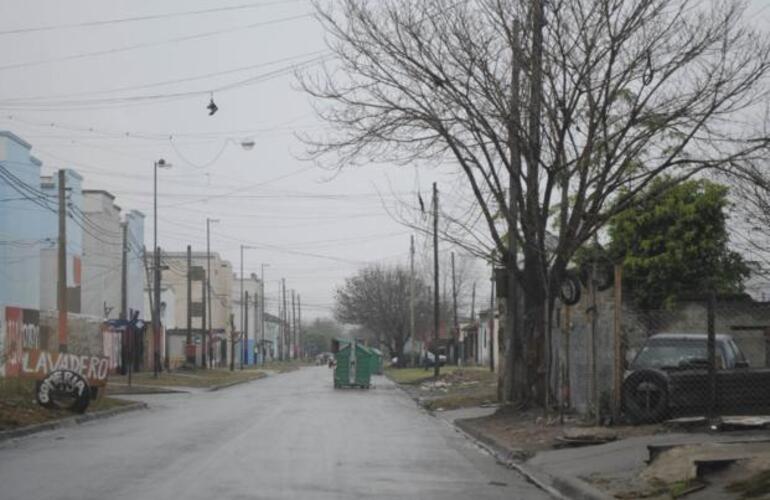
[153,159,172,378]
[205,217,220,369]
[260,263,270,365]
[240,244,256,370]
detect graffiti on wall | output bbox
[21,349,109,387]
[4,307,40,377]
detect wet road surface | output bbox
[0,366,550,500]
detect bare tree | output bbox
[334,265,431,364]
[303,0,770,406]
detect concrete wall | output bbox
[0,131,44,310]
[39,169,83,313]
[125,210,145,319]
[81,190,122,319]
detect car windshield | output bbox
[632,340,713,369]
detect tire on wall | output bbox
[622,369,669,424]
[559,270,582,306]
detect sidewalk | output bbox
[446,408,770,500]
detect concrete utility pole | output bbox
[154,247,162,376]
[57,169,68,352]
[452,252,459,365]
[489,267,495,373]
[502,17,522,404]
[254,296,259,365]
[153,158,171,377]
[201,270,206,368]
[432,182,440,379]
[297,294,302,359]
[277,281,283,361]
[120,222,128,321]
[281,278,289,359]
[260,264,269,365]
[206,217,219,368]
[242,291,249,370]
[409,235,415,360]
[186,245,192,364]
[291,290,296,360]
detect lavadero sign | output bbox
[21,349,110,387]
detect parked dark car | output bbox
[622,333,770,423]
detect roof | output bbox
[649,333,734,341]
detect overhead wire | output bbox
[0,12,316,73]
[0,0,310,36]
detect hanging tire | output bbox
[622,369,669,424]
[560,270,582,306]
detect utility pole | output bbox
[282,279,287,360]
[291,290,296,360]
[201,269,207,368]
[242,291,248,370]
[254,296,259,365]
[471,282,476,321]
[452,252,459,365]
[409,235,415,362]
[154,247,161,377]
[297,294,302,359]
[206,218,219,368]
[489,267,495,373]
[57,169,68,352]
[153,159,170,377]
[186,246,192,365]
[277,281,283,361]
[120,222,128,320]
[260,264,268,365]
[502,17,522,405]
[432,182,440,378]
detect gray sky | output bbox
[0,0,435,319]
[0,0,768,318]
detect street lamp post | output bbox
[260,263,269,365]
[153,159,171,378]
[240,245,256,370]
[205,217,220,369]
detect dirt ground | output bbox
[389,367,498,411]
[458,406,668,459]
[0,379,132,431]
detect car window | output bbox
[632,339,725,369]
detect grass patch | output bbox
[258,359,312,373]
[727,470,770,498]
[108,368,266,389]
[384,366,464,385]
[0,378,132,431]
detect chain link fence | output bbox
[555,270,770,425]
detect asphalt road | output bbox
[0,367,550,500]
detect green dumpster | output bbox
[370,347,384,375]
[332,339,375,389]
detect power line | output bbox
[0,50,328,104]
[0,0,309,36]
[0,13,316,73]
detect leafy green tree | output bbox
[609,179,749,309]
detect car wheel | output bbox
[622,369,669,424]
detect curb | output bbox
[453,418,613,500]
[388,380,577,500]
[0,401,148,443]
[208,374,266,392]
[107,385,189,395]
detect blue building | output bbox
[0,131,46,310]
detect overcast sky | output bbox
[0,0,768,319]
